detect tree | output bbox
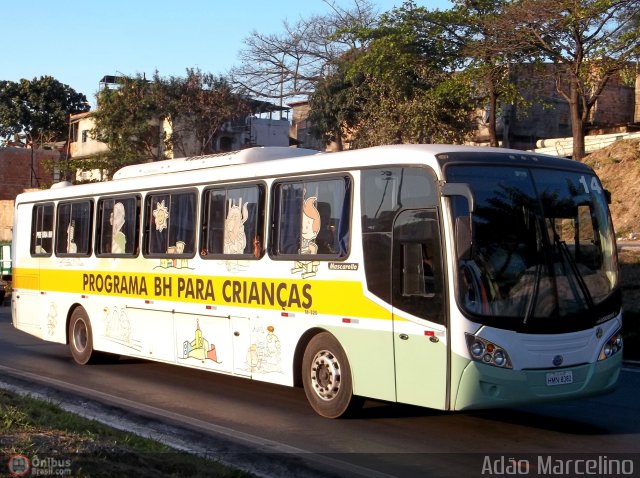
[90,70,252,179]
[422,0,529,147]
[231,0,379,105]
[494,0,640,160]
[0,76,89,148]
[155,69,251,157]
[308,1,478,149]
[91,74,160,175]
[0,76,89,186]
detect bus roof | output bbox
[112,147,322,180]
[15,144,587,204]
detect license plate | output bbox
[546,370,573,386]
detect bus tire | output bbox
[302,332,361,418]
[68,307,96,365]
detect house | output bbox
[0,146,60,241]
[68,100,293,181]
[288,65,640,155]
[472,64,639,152]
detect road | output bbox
[1,306,639,478]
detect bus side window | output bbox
[30,203,54,256]
[401,242,435,298]
[393,209,444,324]
[96,196,140,256]
[270,176,351,259]
[55,200,93,256]
[201,183,265,259]
[144,190,196,257]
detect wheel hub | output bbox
[311,350,341,401]
[74,322,88,352]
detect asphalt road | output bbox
[1,306,639,478]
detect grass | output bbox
[0,389,254,478]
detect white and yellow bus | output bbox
[11,144,623,418]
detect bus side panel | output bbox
[325,318,397,404]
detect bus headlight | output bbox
[598,331,623,361]
[465,334,512,369]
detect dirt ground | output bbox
[583,138,640,238]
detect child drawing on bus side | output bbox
[291,195,320,279]
[110,202,126,254]
[66,220,77,253]
[224,198,249,272]
[153,200,169,232]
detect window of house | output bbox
[30,203,54,256]
[55,200,93,256]
[143,190,196,257]
[96,196,140,256]
[201,183,265,259]
[81,130,89,143]
[270,176,352,260]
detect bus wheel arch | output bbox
[67,305,96,365]
[299,330,363,418]
[293,328,325,387]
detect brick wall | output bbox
[0,147,59,201]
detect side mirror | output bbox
[442,183,475,213]
[442,182,474,261]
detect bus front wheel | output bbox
[302,332,361,418]
[68,307,95,365]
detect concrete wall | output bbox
[249,117,290,147]
[500,65,636,150]
[0,200,14,242]
[69,114,109,158]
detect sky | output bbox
[1,0,450,107]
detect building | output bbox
[288,65,640,155]
[68,99,293,181]
[0,147,60,242]
[472,64,639,151]
[288,100,326,151]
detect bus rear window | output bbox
[30,203,54,256]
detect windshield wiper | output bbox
[556,237,595,310]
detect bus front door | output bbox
[392,209,448,410]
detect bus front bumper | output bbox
[453,353,622,411]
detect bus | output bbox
[11,144,623,418]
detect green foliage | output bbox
[1,404,32,432]
[0,390,254,477]
[494,0,640,159]
[91,69,251,178]
[155,69,252,158]
[91,75,161,175]
[308,1,479,149]
[0,76,89,147]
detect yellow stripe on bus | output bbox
[13,268,390,319]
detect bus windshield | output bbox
[448,164,619,332]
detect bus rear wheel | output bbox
[68,307,96,365]
[302,332,361,418]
